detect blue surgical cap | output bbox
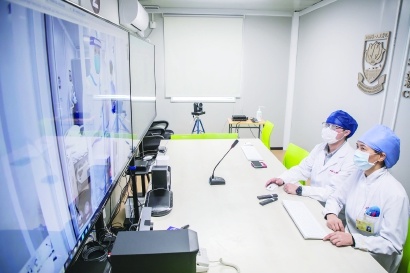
[326,110,358,138]
[358,125,400,168]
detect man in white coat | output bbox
[265,110,358,203]
[323,125,409,273]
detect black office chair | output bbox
[138,120,173,158]
[149,120,174,139]
[139,134,163,159]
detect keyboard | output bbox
[282,200,327,240]
[241,145,263,161]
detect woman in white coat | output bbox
[265,110,358,203]
[323,125,409,273]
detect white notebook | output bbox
[282,200,327,240]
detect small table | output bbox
[228,118,265,138]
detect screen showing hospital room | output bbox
[0,1,134,272]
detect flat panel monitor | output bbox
[0,0,133,272]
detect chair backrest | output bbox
[283,143,309,169]
[150,120,169,130]
[260,121,274,149]
[171,133,238,140]
[149,120,174,139]
[398,219,410,273]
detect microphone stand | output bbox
[209,140,239,185]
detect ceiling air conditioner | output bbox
[119,0,149,32]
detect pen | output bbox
[180,224,190,229]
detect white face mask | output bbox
[321,127,339,144]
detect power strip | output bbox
[196,248,209,272]
[125,197,145,218]
[139,207,152,231]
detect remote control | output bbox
[259,197,278,206]
[257,194,278,200]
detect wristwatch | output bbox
[296,186,303,196]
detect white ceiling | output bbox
[139,0,324,13]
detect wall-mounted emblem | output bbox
[357,32,390,94]
[90,0,100,14]
[404,71,410,89]
[404,71,410,99]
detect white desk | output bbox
[152,139,386,273]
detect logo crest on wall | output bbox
[357,32,390,94]
[404,71,410,89]
[90,0,100,14]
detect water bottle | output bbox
[256,106,263,121]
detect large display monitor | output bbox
[0,0,150,272]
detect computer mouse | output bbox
[266,183,278,191]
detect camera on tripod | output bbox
[192,102,205,133]
[192,102,205,115]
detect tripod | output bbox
[192,115,205,134]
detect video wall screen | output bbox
[46,8,132,237]
[0,0,138,272]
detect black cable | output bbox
[82,241,108,262]
[248,126,257,138]
[235,121,241,134]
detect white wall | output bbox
[291,0,410,194]
[149,15,292,146]
[385,0,410,195]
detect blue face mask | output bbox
[353,150,376,171]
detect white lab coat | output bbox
[279,141,356,202]
[324,168,409,273]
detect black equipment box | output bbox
[133,160,149,172]
[110,229,199,273]
[232,115,248,121]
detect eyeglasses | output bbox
[322,122,343,130]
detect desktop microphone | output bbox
[209,139,239,185]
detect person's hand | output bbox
[265,178,284,187]
[323,231,353,247]
[283,183,299,195]
[326,214,345,232]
